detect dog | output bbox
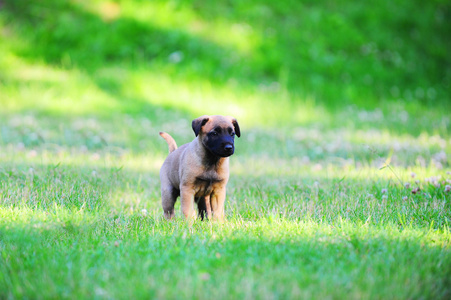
[159,115,240,221]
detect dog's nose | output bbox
[224,144,233,152]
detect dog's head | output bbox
[192,115,240,157]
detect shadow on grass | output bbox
[1,211,450,299]
[191,0,451,100]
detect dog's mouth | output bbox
[204,143,234,158]
[212,147,234,157]
[217,150,234,157]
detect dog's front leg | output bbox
[210,187,226,221]
[180,186,196,219]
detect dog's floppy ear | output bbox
[230,117,240,137]
[192,115,210,137]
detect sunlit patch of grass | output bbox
[117,1,261,54]
[78,0,261,54]
[0,55,119,115]
[1,130,450,228]
[1,50,324,127]
[114,66,326,126]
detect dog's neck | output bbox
[203,150,223,169]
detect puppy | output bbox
[159,115,240,220]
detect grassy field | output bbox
[1,0,451,299]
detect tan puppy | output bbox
[159,115,240,220]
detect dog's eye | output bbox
[230,132,235,136]
[210,131,218,136]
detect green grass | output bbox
[1,122,450,299]
[1,0,451,299]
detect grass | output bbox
[1,124,450,299]
[1,0,451,299]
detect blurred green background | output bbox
[1,0,450,123]
[0,0,450,163]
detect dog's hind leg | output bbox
[161,185,179,219]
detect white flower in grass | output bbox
[381,188,388,194]
[28,150,37,158]
[445,185,451,193]
[402,196,408,201]
[141,209,148,216]
[95,287,107,297]
[404,182,410,189]
[411,172,416,178]
[411,187,420,194]
[168,51,184,64]
[200,272,211,281]
[433,161,443,170]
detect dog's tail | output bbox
[159,132,177,153]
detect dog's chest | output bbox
[194,172,223,196]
